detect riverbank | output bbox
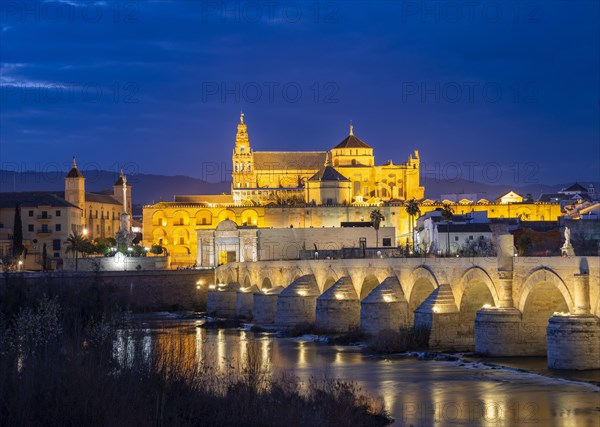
[0,296,392,426]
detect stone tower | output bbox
[232,113,255,190]
[64,156,85,213]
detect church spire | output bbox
[349,121,354,136]
[236,112,249,144]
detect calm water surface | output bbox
[120,320,600,427]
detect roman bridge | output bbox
[212,245,600,370]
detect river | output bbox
[118,319,600,427]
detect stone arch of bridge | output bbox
[360,274,380,300]
[518,267,572,355]
[407,265,439,325]
[456,266,500,309]
[456,267,498,348]
[261,277,273,290]
[322,276,337,293]
[518,267,574,313]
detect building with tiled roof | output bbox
[0,158,135,270]
[0,192,82,269]
[63,158,132,240]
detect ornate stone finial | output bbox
[324,152,331,167]
[72,156,77,168]
[240,112,244,124]
[349,121,353,136]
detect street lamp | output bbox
[82,228,88,237]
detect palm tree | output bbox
[12,203,24,264]
[65,231,88,271]
[370,209,385,248]
[405,199,421,252]
[441,203,453,256]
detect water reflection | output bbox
[115,324,600,427]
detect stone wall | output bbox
[62,255,170,272]
[0,269,212,311]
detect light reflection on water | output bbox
[115,323,600,427]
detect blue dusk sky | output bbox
[1,0,598,185]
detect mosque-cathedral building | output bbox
[142,114,561,267]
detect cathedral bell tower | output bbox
[64,156,86,222]
[232,113,255,190]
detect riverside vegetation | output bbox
[0,279,392,426]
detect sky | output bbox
[1,0,598,186]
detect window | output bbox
[454,236,459,241]
[28,224,34,232]
[54,252,60,258]
[53,239,61,250]
[41,211,48,218]
[179,218,184,225]
[95,210,98,218]
[28,210,33,216]
[55,210,61,217]
[382,238,392,247]
[55,224,61,232]
[41,224,48,233]
[202,218,207,225]
[469,235,474,240]
[179,237,184,245]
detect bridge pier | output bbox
[275,275,320,329]
[360,276,409,336]
[547,274,600,370]
[547,314,600,370]
[207,283,240,317]
[414,284,461,350]
[253,286,284,324]
[474,268,526,355]
[475,307,523,355]
[316,277,360,333]
[236,285,259,319]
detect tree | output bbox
[441,203,453,256]
[42,243,48,271]
[405,199,421,252]
[12,203,25,262]
[150,244,164,255]
[65,231,88,271]
[370,209,385,248]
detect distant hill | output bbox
[0,170,230,206]
[1,169,596,207]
